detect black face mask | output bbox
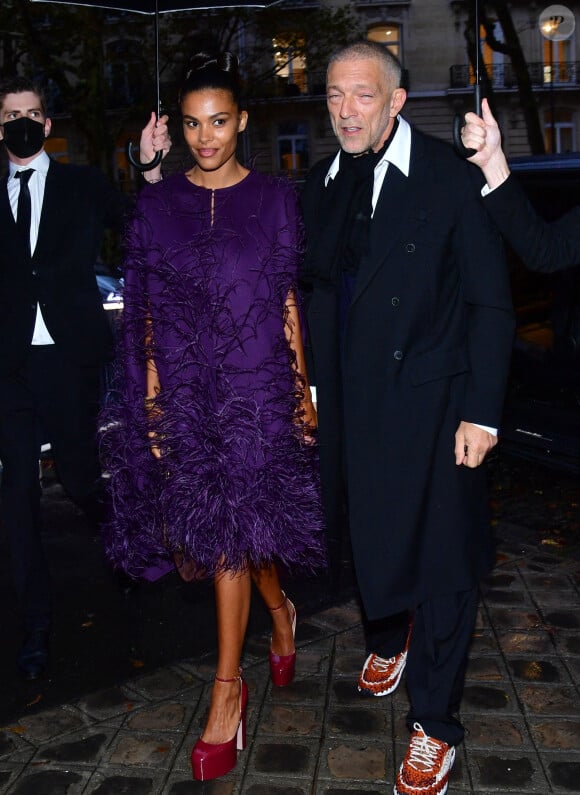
[1,117,46,159]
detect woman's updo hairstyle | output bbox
[179,50,244,109]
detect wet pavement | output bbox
[0,451,578,794]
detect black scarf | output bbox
[341,118,399,274]
[300,119,400,287]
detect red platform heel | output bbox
[191,670,248,781]
[268,592,297,687]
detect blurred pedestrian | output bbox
[300,42,514,795]
[102,51,325,782]
[463,98,580,272]
[0,75,170,680]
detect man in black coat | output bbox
[300,43,514,795]
[0,76,169,680]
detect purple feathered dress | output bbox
[102,170,326,580]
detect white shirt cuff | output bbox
[473,423,497,436]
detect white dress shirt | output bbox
[325,114,412,216]
[324,117,497,437]
[8,151,55,345]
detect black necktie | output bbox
[15,169,34,256]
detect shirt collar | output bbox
[375,115,411,177]
[9,150,51,179]
[325,150,342,185]
[325,115,411,185]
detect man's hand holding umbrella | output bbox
[139,111,171,180]
[462,98,511,190]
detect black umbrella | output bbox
[453,0,482,158]
[31,0,280,168]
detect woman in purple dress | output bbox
[103,52,325,781]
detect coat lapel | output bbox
[0,175,15,229]
[302,156,361,285]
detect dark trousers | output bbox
[364,609,411,659]
[0,346,104,631]
[364,587,479,746]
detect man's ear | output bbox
[390,88,407,118]
[44,117,52,138]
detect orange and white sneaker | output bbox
[358,650,408,696]
[358,625,411,697]
[394,723,456,795]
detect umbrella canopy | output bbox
[30,0,281,168]
[31,0,272,11]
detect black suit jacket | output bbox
[0,158,123,375]
[483,174,580,273]
[301,125,515,618]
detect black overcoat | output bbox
[0,159,120,376]
[301,125,515,620]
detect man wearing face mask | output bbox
[0,76,170,680]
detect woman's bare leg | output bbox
[201,568,251,744]
[251,563,295,656]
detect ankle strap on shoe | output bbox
[215,667,242,683]
[268,592,287,613]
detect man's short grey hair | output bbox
[328,41,402,88]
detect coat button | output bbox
[391,296,400,307]
[31,269,38,276]
[405,243,416,253]
[393,350,403,361]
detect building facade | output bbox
[246,0,580,179]
[1,0,579,184]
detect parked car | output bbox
[499,154,580,473]
[96,273,124,310]
[95,269,124,405]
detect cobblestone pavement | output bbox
[0,500,579,795]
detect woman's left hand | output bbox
[301,396,318,444]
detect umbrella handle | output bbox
[453,115,477,159]
[126,140,163,172]
[453,84,482,159]
[123,0,163,173]
[454,0,482,160]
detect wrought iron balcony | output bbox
[253,66,412,101]
[251,70,327,100]
[450,61,580,91]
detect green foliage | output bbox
[0,0,152,173]
[158,4,362,108]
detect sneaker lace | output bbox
[372,653,399,670]
[407,723,442,772]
